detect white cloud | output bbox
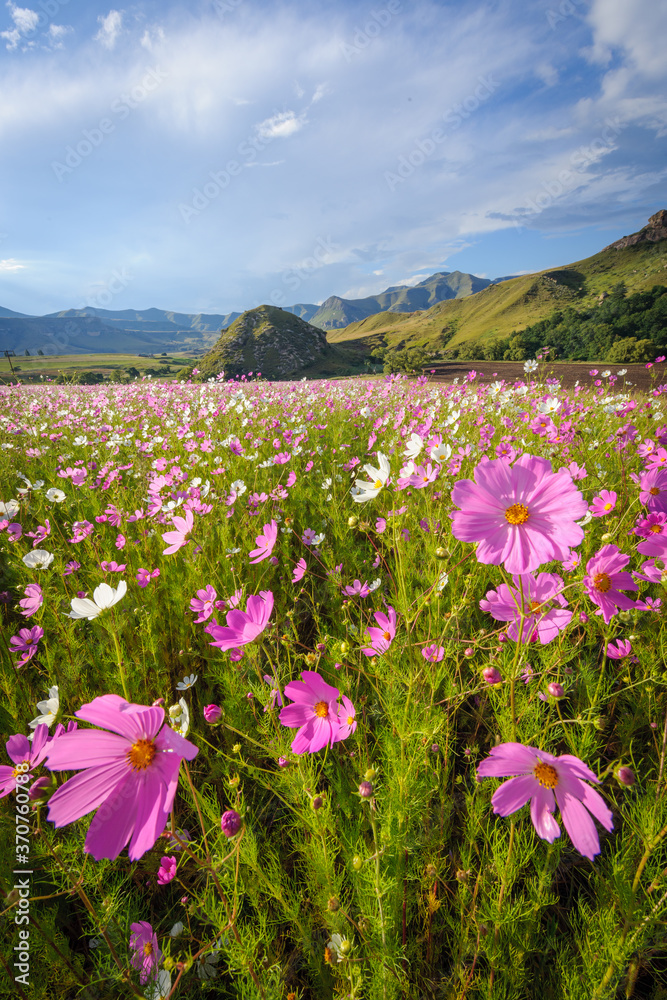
[0,26,20,49]
[7,3,38,34]
[373,269,384,275]
[585,0,667,79]
[94,10,123,50]
[46,24,72,49]
[140,26,165,53]
[255,110,307,139]
[0,259,26,271]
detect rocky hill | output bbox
[198,305,362,380]
[603,210,667,250]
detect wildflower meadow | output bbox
[1,363,667,999]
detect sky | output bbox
[0,0,666,317]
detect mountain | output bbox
[327,213,667,359]
[198,305,362,380]
[0,306,32,318]
[308,270,493,329]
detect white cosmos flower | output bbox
[176,673,198,691]
[538,397,561,414]
[430,443,452,463]
[0,499,20,517]
[368,578,382,592]
[145,970,172,1000]
[45,488,66,503]
[351,452,391,504]
[523,359,539,373]
[73,436,89,446]
[29,685,59,729]
[169,698,190,737]
[617,369,627,376]
[576,512,593,527]
[22,549,54,570]
[67,581,127,620]
[16,477,44,495]
[403,432,423,460]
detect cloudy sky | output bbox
[0,0,666,316]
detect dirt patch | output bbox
[425,360,667,393]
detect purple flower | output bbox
[451,454,587,574]
[205,591,273,651]
[583,544,638,624]
[157,855,177,885]
[248,520,278,564]
[606,638,632,659]
[279,672,341,754]
[9,626,44,666]
[291,558,307,583]
[0,725,50,797]
[221,809,242,837]
[362,606,397,657]
[334,695,357,743]
[190,585,217,623]
[129,921,161,985]
[342,579,371,598]
[63,561,80,576]
[421,644,445,662]
[589,490,617,517]
[203,704,222,723]
[44,695,198,861]
[477,742,613,860]
[19,584,43,618]
[479,572,572,644]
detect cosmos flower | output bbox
[589,490,617,517]
[0,724,50,797]
[22,549,54,570]
[248,520,278,563]
[205,591,274,651]
[161,510,194,555]
[477,742,613,860]
[129,921,161,985]
[479,572,572,644]
[189,585,217,622]
[362,606,397,657]
[450,454,587,574]
[9,626,44,666]
[44,694,198,861]
[66,581,127,620]
[606,639,632,659]
[19,583,43,618]
[157,856,177,885]
[583,545,638,623]
[291,558,307,583]
[29,685,59,729]
[351,452,391,504]
[279,672,341,754]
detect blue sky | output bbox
[0,0,666,316]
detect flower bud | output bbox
[464,647,474,658]
[618,610,632,623]
[435,547,448,559]
[311,795,324,811]
[482,666,502,685]
[203,704,222,724]
[28,776,52,802]
[220,809,242,837]
[358,781,373,798]
[352,855,363,871]
[601,532,613,542]
[616,766,636,787]
[364,767,376,781]
[327,896,339,911]
[348,515,358,529]
[340,642,350,656]
[547,682,565,698]
[168,704,181,718]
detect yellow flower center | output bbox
[126,738,157,771]
[505,503,530,525]
[374,479,383,490]
[347,715,354,726]
[382,630,391,641]
[603,503,612,511]
[533,761,559,789]
[314,700,329,718]
[529,601,541,612]
[593,572,612,593]
[143,942,154,957]
[650,524,662,533]
[650,487,660,495]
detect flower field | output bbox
[1,365,667,1000]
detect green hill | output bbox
[326,213,667,359]
[198,305,367,380]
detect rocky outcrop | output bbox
[604,210,667,250]
[198,305,334,380]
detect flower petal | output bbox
[490,774,536,816]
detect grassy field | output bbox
[0,352,199,379]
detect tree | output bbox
[24,349,30,356]
[37,349,44,356]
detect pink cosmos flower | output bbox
[27,519,50,547]
[115,533,126,550]
[634,512,667,538]
[362,606,397,657]
[334,695,357,742]
[638,469,667,513]
[101,560,126,572]
[421,644,445,662]
[44,694,198,861]
[157,855,177,885]
[607,639,632,659]
[129,921,161,985]
[69,520,94,544]
[479,572,572,644]
[451,454,587,574]
[190,585,218,622]
[477,742,613,860]
[0,724,50,797]
[291,558,307,583]
[205,591,274,651]
[279,672,341,754]
[583,544,638,623]
[10,625,44,666]
[161,510,194,555]
[343,579,371,598]
[589,490,617,517]
[248,520,278,564]
[19,583,43,617]
[263,674,284,711]
[63,561,80,576]
[136,567,160,588]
